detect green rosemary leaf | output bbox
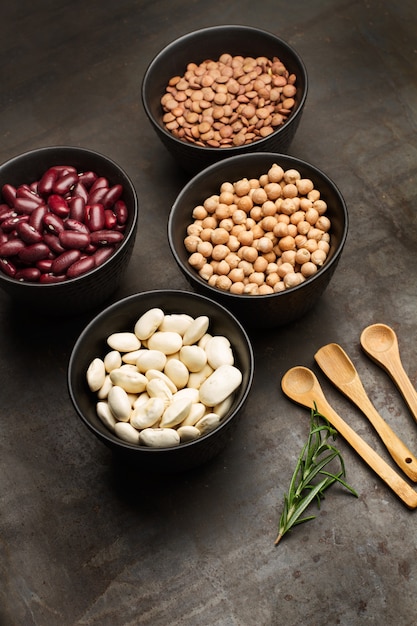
[275,406,358,546]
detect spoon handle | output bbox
[315,344,417,482]
[281,370,417,509]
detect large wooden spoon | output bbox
[314,343,417,481]
[281,366,417,509]
[360,323,417,424]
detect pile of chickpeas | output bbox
[161,54,297,148]
[183,163,332,295]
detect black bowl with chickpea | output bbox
[168,152,348,329]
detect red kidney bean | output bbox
[88,185,108,205]
[71,182,88,203]
[39,272,67,284]
[69,196,86,221]
[1,215,26,233]
[102,184,123,209]
[15,267,41,282]
[85,203,105,231]
[29,204,48,232]
[89,176,108,192]
[0,239,26,256]
[114,200,128,225]
[59,230,90,250]
[52,165,78,176]
[104,209,117,229]
[52,171,79,195]
[18,242,50,263]
[51,249,82,274]
[0,231,8,246]
[93,246,115,266]
[78,171,98,188]
[90,229,124,245]
[16,221,43,244]
[43,212,65,234]
[0,258,17,277]
[36,258,54,272]
[13,196,41,214]
[2,184,17,207]
[43,233,66,255]
[65,218,90,235]
[66,255,96,278]
[48,194,70,217]
[16,185,43,204]
[38,168,58,196]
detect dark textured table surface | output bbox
[1,1,416,625]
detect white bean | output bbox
[214,393,235,418]
[147,331,183,355]
[104,350,122,372]
[134,307,164,340]
[180,345,207,372]
[199,364,242,406]
[109,368,148,394]
[159,313,193,335]
[87,358,106,392]
[188,363,214,389]
[97,374,113,400]
[146,378,173,404]
[172,387,200,404]
[160,397,192,428]
[108,385,132,422]
[96,401,117,431]
[139,427,180,448]
[107,332,141,353]
[130,396,165,429]
[121,349,143,365]
[136,349,167,372]
[182,315,210,345]
[179,401,206,426]
[195,413,221,435]
[114,421,140,444]
[145,369,178,394]
[177,425,200,442]
[164,358,189,389]
[204,335,234,369]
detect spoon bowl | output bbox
[281,366,417,508]
[360,324,417,424]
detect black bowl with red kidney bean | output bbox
[0,146,138,315]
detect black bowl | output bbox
[0,146,138,315]
[67,289,254,473]
[141,25,308,175]
[168,152,348,329]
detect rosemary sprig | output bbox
[275,404,358,545]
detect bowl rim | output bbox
[141,24,309,154]
[0,145,139,290]
[67,288,255,453]
[168,151,349,301]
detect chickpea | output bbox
[220,181,234,194]
[230,282,245,294]
[277,262,294,278]
[280,198,298,215]
[257,236,274,254]
[234,178,251,197]
[215,203,232,220]
[304,238,318,253]
[225,252,241,269]
[314,200,328,215]
[202,216,217,229]
[187,223,203,236]
[295,248,310,265]
[203,195,220,213]
[219,190,235,205]
[311,249,327,266]
[232,209,247,225]
[211,244,229,261]
[301,262,318,277]
[308,227,324,242]
[258,284,274,294]
[318,240,330,254]
[251,187,268,205]
[250,206,263,221]
[266,272,280,287]
[237,195,253,212]
[296,178,314,195]
[263,182,282,200]
[253,255,268,273]
[199,263,214,280]
[238,259,254,276]
[216,275,232,291]
[197,240,213,257]
[305,208,319,225]
[238,229,254,246]
[227,234,240,252]
[200,227,214,242]
[184,234,201,253]
[262,201,277,217]
[287,224,298,238]
[278,235,296,252]
[192,205,208,220]
[228,267,245,283]
[281,250,296,265]
[316,215,331,232]
[274,222,288,238]
[268,164,285,182]
[283,168,301,184]
[282,183,298,199]
[240,245,258,263]
[274,281,286,293]
[211,227,229,245]
[284,272,304,289]
[216,259,231,275]
[188,252,206,270]
[249,271,265,286]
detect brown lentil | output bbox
[161,55,297,148]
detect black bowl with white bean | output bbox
[68,289,254,473]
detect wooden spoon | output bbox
[360,323,417,424]
[281,366,417,509]
[314,343,417,481]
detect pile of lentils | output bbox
[183,163,332,295]
[161,54,297,148]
